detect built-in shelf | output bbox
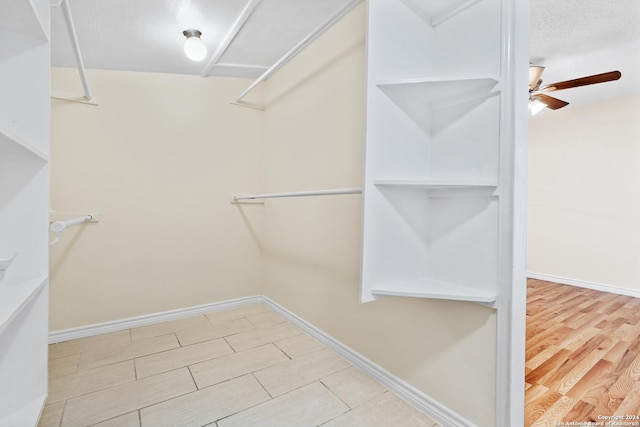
[0,394,47,427]
[0,276,48,335]
[399,0,483,27]
[0,0,49,421]
[0,1,48,61]
[362,0,505,307]
[0,128,49,163]
[377,77,499,111]
[374,180,497,190]
[374,180,499,198]
[371,276,497,305]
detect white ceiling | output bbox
[51,0,640,105]
[530,0,640,107]
[50,0,352,78]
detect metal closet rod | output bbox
[49,214,94,246]
[233,187,362,201]
[233,0,364,105]
[58,0,92,100]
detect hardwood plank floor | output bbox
[526,278,640,426]
[39,304,440,427]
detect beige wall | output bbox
[528,94,640,291]
[50,69,264,330]
[259,4,497,425]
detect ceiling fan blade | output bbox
[529,65,545,90]
[541,70,622,92]
[535,94,569,110]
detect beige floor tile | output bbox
[49,360,136,404]
[130,315,211,341]
[247,311,286,328]
[394,412,442,427]
[49,354,80,379]
[274,333,324,359]
[224,321,303,352]
[176,318,255,347]
[140,374,269,427]
[321,366,387,408]
[90,411,140,427]
[205,304,271,325]
[190,344,289,389]
[254,348,351,397]
[61,368,196,427]
[322,392,440,427]
[37,402,65,427]
[49,330,131,360]
[79,334,179,371]
[136,338,233,378]
[218,381,349,427]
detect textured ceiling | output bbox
[51,0,640,106]
[530,0,640,62]
[530,0,640,107]
[50,0,352,78]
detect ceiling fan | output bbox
[528,66,622,114]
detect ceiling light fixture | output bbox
[183,29,207,62]
[528,97,547,115]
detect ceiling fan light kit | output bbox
[183,29,207,62]
[528,66,622,114]
[528,97,547,115]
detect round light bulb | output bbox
[183,29,207,62]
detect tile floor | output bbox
[39,304,440,427]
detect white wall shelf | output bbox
[374,179,498,191]
[0,128,50,163]
[371,277,497,305]
[0,277,48,335]
[0,395,48,427]
[399,0,484,27]
[377,77,499,110]
[0,1,48,61]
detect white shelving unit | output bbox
[361,0,507,306]
[0,0,50,425]
[362,2,528,422]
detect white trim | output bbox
[48,296,262,344]
[527,272,640,299]
[47,295,473,426]
[494,0,528,424]
[261,296,476,427]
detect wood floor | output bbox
[38,304,439,427]
[526,278,640,426]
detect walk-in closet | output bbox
[1,0,529,426]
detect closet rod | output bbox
[233,0,363,104]
[233,187,362,201]
[50,214,93,246]
[60,0,92,100]
[200,0,261,77]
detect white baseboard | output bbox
[48,295,474,427]
[527,272,640,299]
[48,295,263,344]
[261,296,475,427]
